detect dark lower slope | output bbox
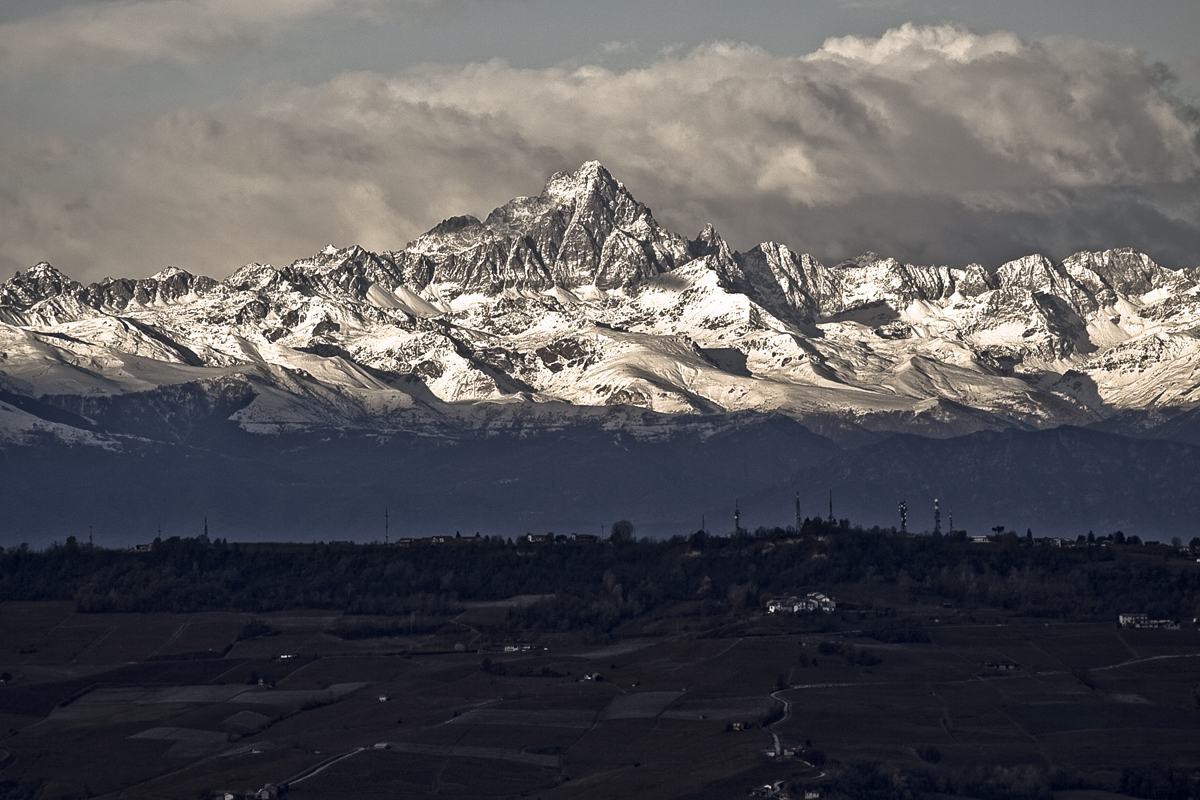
[0,414,836,548]
[5,411,1199,546]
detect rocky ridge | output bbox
[2,161,1200,447]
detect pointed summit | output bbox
[543,160,624,206]
[0,263,81,309]
[395,161,691,293]
[835,252,885,269]
[690,223,731,261]
[150,266,191,281]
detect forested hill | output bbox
[2,524,1198,635]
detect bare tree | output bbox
[609,520,635,545]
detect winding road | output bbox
[767,689,791,756]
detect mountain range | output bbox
[3,162,1200,544]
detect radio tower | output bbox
[933,498,941,535]
[899,501,907,534]
[827,491,834,524]
[385,507,389,545]
[948,507,953,534]
[795,492,802,532]
[734,500,741,534]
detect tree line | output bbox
[0,521,1197,636]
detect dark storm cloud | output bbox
[2,24,1197,280]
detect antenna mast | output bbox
[933,499,941,535]
[899,501,907,534]
[795,492,801,532]
[385,507,389,545]
[827,491,834,524]
[734,500,740,535]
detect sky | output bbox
[1,0,1198,284]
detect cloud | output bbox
[2,24,1198,281]
[835,0,908,9]
[0,0,448,70]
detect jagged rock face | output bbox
[729,247,1000,327]
[1063,248,1188,300]
[1,263,218,316]
[733,243,828,320]
[0,263,82,309]
[391,161,691,294]
[82,267,219,312]
[0,161,1198,448]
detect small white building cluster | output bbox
[1118,613,1179,630]
[766,592,836,614]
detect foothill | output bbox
[1,519,1198,800]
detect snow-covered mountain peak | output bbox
[150,266,189,281]
[225,263,281,292]
[1063,248,1187,300]
[25,262,64,277]
[542,160,623,205]
[690,223,727,256]
[0,262,81,309]
[834,252,888,269]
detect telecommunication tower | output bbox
[899,501,907,533]
[827,491,834,524]
[933,499,941,535]
[795,492,802,532]
[734,500,741,534]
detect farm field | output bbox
[1,601,1198,800]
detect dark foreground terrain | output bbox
[1,529,1199,799]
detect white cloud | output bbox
[2,24,1198,280]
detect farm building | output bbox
[766,592,836,614]
[1118,613,1179,629]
